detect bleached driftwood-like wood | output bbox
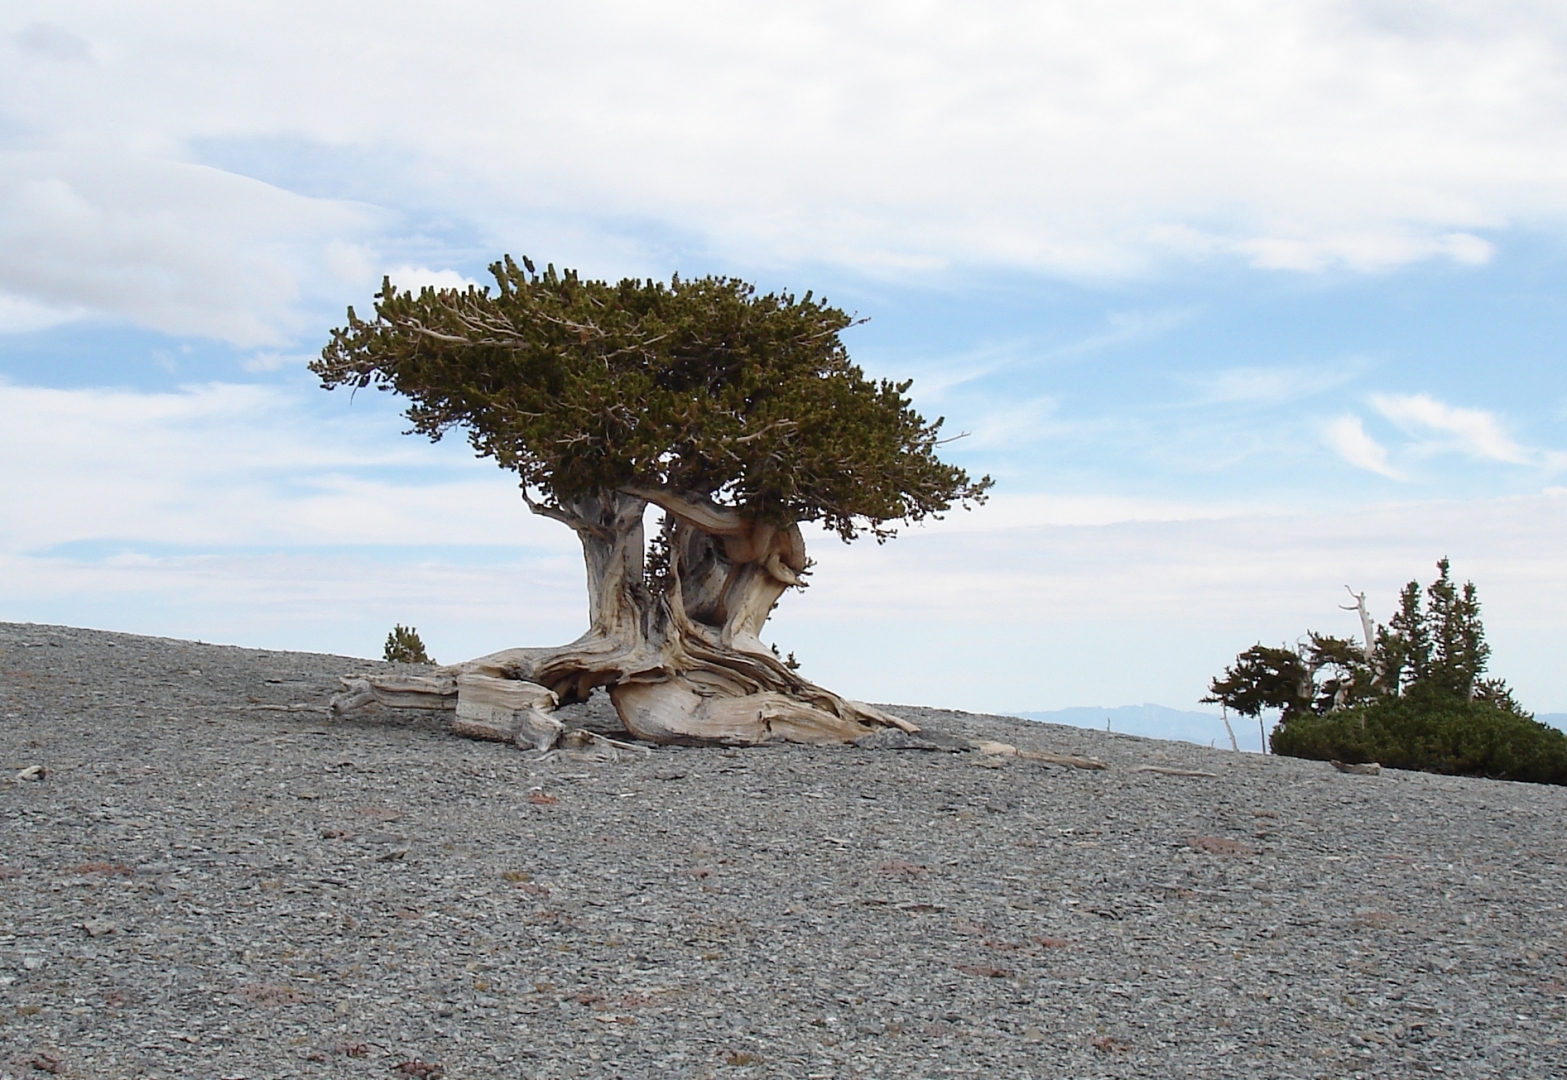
[1220,708,1239,753]
[327,490,916,751]
[333,674,457,713]
[611,680,906,746]
[976,741,1108,770]
[1340,587,1377,666]
[452,673,561,749]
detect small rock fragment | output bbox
[81,916,117,938]
[392,1061,445,1079]
[854,729,952,751]
[954,962,1011,978]
[15,765,44,782]
[1187,835,1254,857]
[26,1052,63,1074]
[236,983,307,1004]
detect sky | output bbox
[3,1,1566,725]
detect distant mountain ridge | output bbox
[1009,704,1266,752]
[1012,705,1567,753]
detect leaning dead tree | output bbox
[314,257,991,748]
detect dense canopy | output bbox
[314,257,990,540]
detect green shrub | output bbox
[1210,558,1565,785]
[383,624,433,665]
[1271,689,1567,785]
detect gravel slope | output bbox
[2,621,1565,1079]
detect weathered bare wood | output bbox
[976,741,1108,770]
[611,680,885,745]
[452,673,561,749]
[332,674,456,714]
[327,491,916,750]
[1340,587,1377,666]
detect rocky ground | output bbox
[2,621,1565,1079]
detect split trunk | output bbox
[332,489,912,747]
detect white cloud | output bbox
[1323,414,1405,479]
[1371,392,1537,465]
[775,490,1567,711]
[904,491,1264,532]
[0,291,83,333]
[2,1,1567,340]
[1193,362,1363,407]
[1228,230,1497,273]
[240,352,312,374]
[0,379,572,552]
[966,396,1060,449]
[12,22,91,62]
[0,547,588,666]
[0,150,378,345]
[383,266,484,294]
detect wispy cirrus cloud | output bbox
[1322,394,1567,479]
[1188,359,1365,408]
[1370,393,1553,467]
[893,307,1195,405]
[966,395,1061,449]
[1323,414,1405,480]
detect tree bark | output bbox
[332,487,914,748]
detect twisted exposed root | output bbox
[329,633,912,750]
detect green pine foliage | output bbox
[1207,559,1567,785]
[1203,644,1314,721]
[313,258,991,542]
[384,624,433,665]
[1271,687,1567,785]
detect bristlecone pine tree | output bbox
[314,258,991,749]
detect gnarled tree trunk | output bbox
[333,487,913,748]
